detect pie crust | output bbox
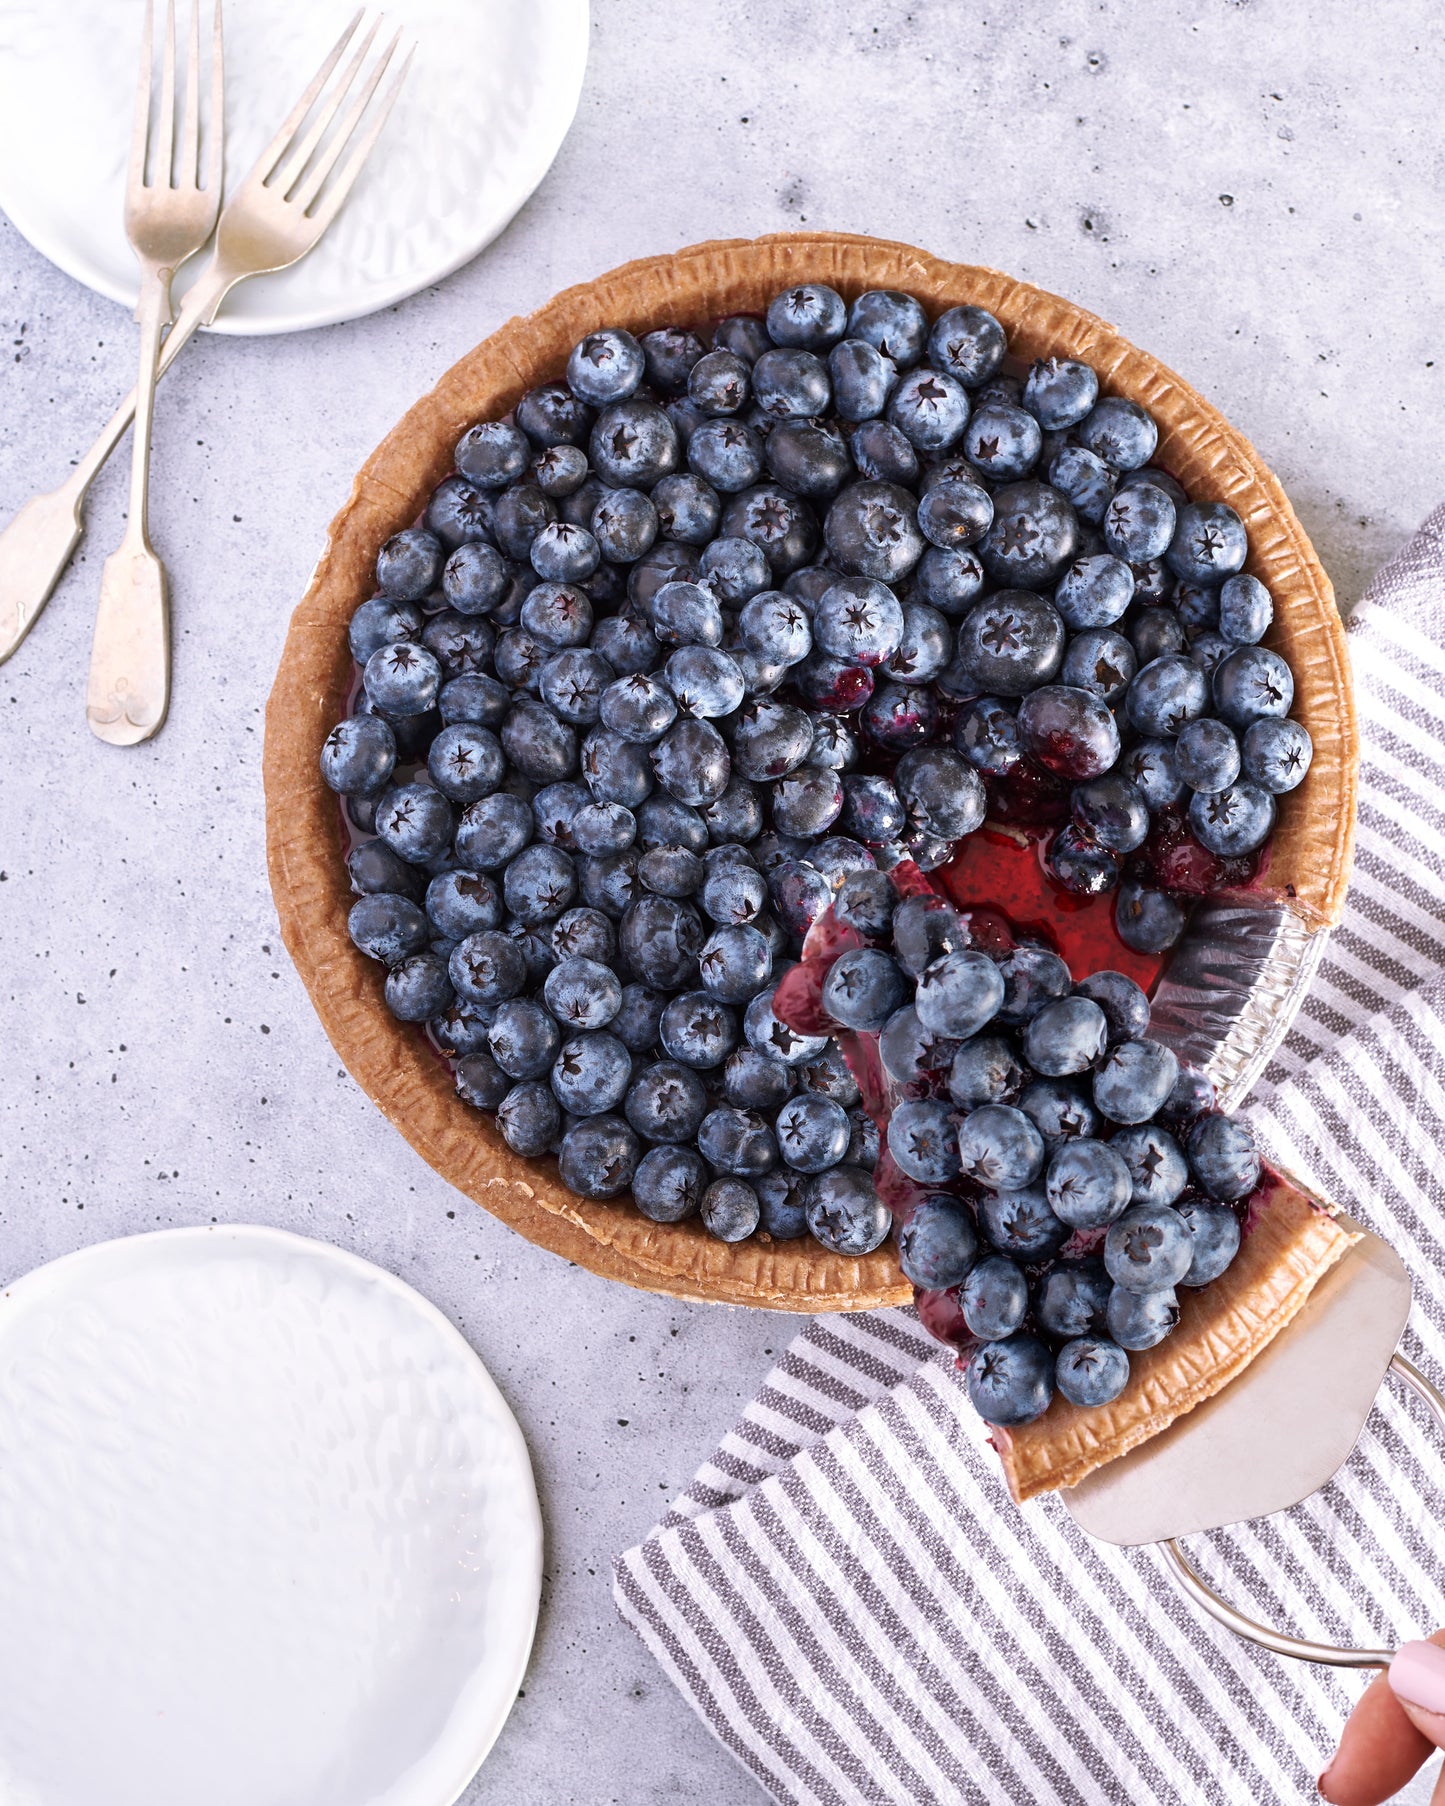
[263,233,1360,1474]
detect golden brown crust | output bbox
[263,231,1358,1314]
[995,1174,1361,1500]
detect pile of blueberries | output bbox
[321,276,1290,1259]
[804,872,1260,1423]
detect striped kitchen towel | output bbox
[614,502,1445,1806]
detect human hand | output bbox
[1321,1635,1445,1803]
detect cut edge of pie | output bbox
[992,1169,1361,1501]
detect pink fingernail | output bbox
[1316,1762,1335,1799]
[1389,1641,1445,1715]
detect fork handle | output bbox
[0,257,235,667]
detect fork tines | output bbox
[132,0,224,197]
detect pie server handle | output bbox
[1157,1352,1444,1667]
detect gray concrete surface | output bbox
[2,2,1441,1801]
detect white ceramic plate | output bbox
[0,0,589,334]
[0,1226,543,1806]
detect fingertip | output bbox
[1391,1641,1445,1725]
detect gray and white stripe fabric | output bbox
[614,503,1445,1806]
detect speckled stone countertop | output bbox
[2,3,1440,1801]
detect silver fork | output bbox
[0,10,412,681]
[86,0,224,746]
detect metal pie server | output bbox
[1064,1215,1442,1667]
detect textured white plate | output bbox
[0,0,589,334]
[0,1226,543,1806]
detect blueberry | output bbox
[1173,579,1220,634]
[723,1047,795,1112]
[804,1166,890,1255]
[834,869,896,939]
[586,491,656,566]
[888,895,965,981]
[956,592,1065,696]
[949,699,1019,777]
[595,674,672,747]
[1212,645,1294,730]
[491,484,557,562]
[426,475,493,548]
[886,365,971,453]
[796,1041,861,1108]
[720,484,820,576]
[1019,1078,1099,1149]
[440,672,510,730]
[637,795,709,854]
[422,611,496,680]
[927,305,1006,388]
[697,924,772,1004]
[1188,781,1276,856]
[1175,1198,1242,1286]
[764,418,853,500]
[426,869,502,941]
[350,597,423,665]
[448,929,527,1006]
[1021,996,1107,1078]
[822,948,909,1032]
[766,282,846,349]
[501,700,578,786]
[961,1107,1047,1192]
[823,480,925,583]
[454,793,533,872]
[646,580,722,651]
[375,782,453,865]
[1022,356,1099,429]
[681,348,749,419]
[527,519,599,584]
[658,990,737,1068]
[1241,718,1312,794]
[1070,773,1149,855]
[1102,482,1176,562]
[652,474,722,547]
[550,1031,631,1116]
[628,541,701,612]
[828,338,897,421]
[518,581,591,649]
[1076,396,1158,471]
[1058,629,1135,708]
[959,1254,1028,1340]
[887,1100,961,1185]
[348,840,424,903]
[321,714,396,797]
[1020,689,1123,787]
[515,382,594,448]
[579,849,645,918]
[848,419,922,486]
[1115,880,1188,955]
[636,325,704,394]
[1044,823,1120,896]
[451,1047,511,1111]
[643,719,727,809]
[771,764,844,838]
[611,982,669,1053]
[540,954,621,1031]
[734,595,809,671]
[1055,1336,1130,1406]
[1166,501,1248,585]
[839,290,924,367]
[941,1035,1018,1111]
[1120,737,1185,809]
[1105,1206,1193,1292]
[559,1115,641,1198]
[582,727,655,807]
[752,346,832,420]
[590,400,679,488]
[966,1334,1054,1426]
[376,528,444,601]
[503,843,577,926]
[698,1105,778,1178]
[698,535,770,607]
[978,481,1082,590]
[1035,1259,1112,1340]
[532,781,590,849]
[1216,572,1272,646]
[633,1145,708,1222]
[421,723,501,805]
[750,1169,807,1239]
[1164,1065,1216,1126]
[849,1105,883,1166]
[1126,654,1210,737]
[961,402,1041,482]
[453,420,529,490]
[877,1005,956,1086]
[1129,604,1187,668]
[1091,1038,1178,1127]
[477,999,557,1083]
[496,1081,561,1157]
[915,480,993,556]
[665,646,746,719]
[364,642,442,718]
[701,781,766,848]
[348,889,430,968]
[688,419,765,493]
[494,627,548,692]
[531,443,590,499]
[1187,1114,1260,1200]
[702,860,767,925]
[1048,444,1117,527]
[1194,632,1239,682]
[1106,1286,1179,1351]
[1045,1138,1132,1230]
[698,1177,760,1242]
[1174,717,1241,793]
[767,859,832,935]
[566,327,644,405]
